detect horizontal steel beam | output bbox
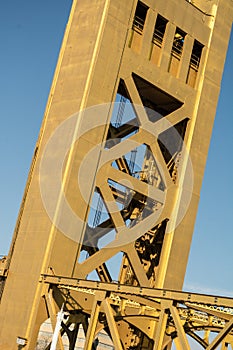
[40,274,233,308]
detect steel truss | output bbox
[40,275,233,350]
[0,2,233,349]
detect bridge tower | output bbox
[0,1,233,349]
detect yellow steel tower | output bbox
[0,0,233,349]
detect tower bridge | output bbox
[0,0,233,349]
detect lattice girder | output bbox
[40,275,233,350]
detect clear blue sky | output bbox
[0,1,232,297]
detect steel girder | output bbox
[39,275,233,350]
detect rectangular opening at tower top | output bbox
[153,15,168,45]
[186,40,204,87]
[190,40,203,69]
[132,1,148,32]
[172,28,186,57]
